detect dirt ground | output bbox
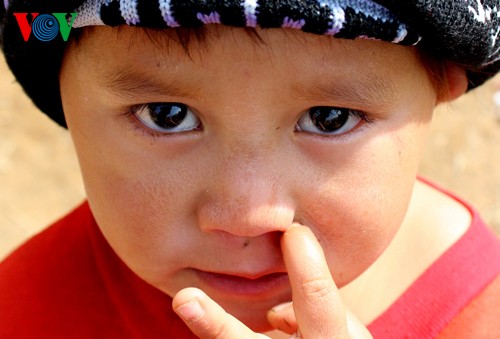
[1,55,500,260]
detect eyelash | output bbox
[122,107,168,140]
[122,103,201,139]
[122,103,374,140]
[295,107,373,139]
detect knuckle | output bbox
[300,276,335,299]
[182,311,228,339]
[205,316,232,339]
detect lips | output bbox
[194,269,290,299]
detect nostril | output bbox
[240,231,283,249]
[207,230,284,251]
[208,230,251,249]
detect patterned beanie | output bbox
[1,0,499,127]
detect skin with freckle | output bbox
[60,25,440,331]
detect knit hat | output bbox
[1,0,499,127]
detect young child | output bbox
[1,1,499,338]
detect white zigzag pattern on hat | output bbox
[159,0,179,27]
[72,0,408,44]
[119,0,139,25]
[243,0,258,27]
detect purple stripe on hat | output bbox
[73,0,107,28]
[159,0,179,27]
[243,0,258,27]
[119,0,140,25]
[196,12,221,25]
[392,24,408,43]
[282,17,305,30]
[325,4,345,35]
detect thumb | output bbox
[267,302,297,335]
[173,287,268,339]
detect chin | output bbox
[217,296,289,333]
[236,311,274,333]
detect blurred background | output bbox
[1,55,500,260]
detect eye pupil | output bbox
[310,107,349,132]
[149,103,187,129]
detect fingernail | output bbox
[175,299,204,322]
[271,301,292,312]
[289,222,303,229]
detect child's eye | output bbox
[295,106,366,136]
[132,102,201,133]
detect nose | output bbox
[196,150,295,238]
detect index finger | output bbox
[281,224,348,339]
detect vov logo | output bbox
[13,13,78,42]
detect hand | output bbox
[172,224,372,338]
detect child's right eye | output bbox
[132,102,202,134]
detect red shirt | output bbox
[367,180,500,338]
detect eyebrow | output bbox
[100,66,396,107]
[291,73,397,108]
[99,68,201,100]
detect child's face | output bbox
[60,26,437,330]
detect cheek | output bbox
[67,116,204,292]
[84,157,189,253]
[297,122,431,286]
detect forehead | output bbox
[65,25,429,106]
[71,24,420,68]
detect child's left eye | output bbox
[295,106,367,136]
[132,102,201,133]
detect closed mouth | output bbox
[194,269,290,298]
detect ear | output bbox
[440,62,468,103]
